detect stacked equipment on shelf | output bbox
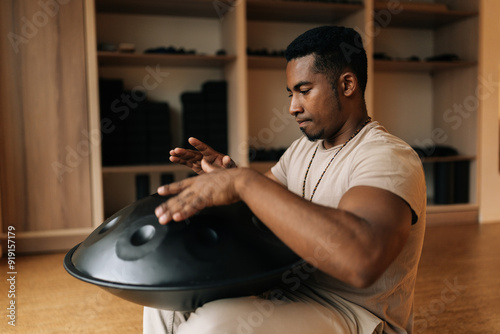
[181,81,228,155]
[99,78,172,166]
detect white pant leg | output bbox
[143,307,188,334]
[176,296,357,334]
[144,289,384,334]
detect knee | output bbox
[178,297,275,334]
[177,299,232,334]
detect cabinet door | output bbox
[0,0,93,252]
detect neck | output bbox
[323,114,371,149]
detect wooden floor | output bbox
[1,222,500,334]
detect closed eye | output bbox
[287,89,311,98]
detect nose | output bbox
[289,95,303,116]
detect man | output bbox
[145,26,426,334]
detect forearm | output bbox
[235,168,385,288]
[156,165,409,287]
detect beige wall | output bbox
[478,0,500,222]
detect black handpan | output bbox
[64,194,304,311]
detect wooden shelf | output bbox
[97,51,236,68]
[427,203,478,213]
[374,59,477,73]
[102,164,191,174]
[420,155,475,163]
[247,0,363,23]
[248,56,287,69]
[248,58,477,72]
[374,1,477,29]
[95,0,229,18]
[426,203,479,225]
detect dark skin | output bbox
[169,137,236,174]
[157,54,412,289]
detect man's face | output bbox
[286,54,343,144]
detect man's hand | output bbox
[155,161,243,224]
[169,137,236,174]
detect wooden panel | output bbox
[0,0,28,233]
[248,56,287,69]
[374,59,477,73]
[414,222,500,332]
[373,1,477,29]
[250,57,478,73]
[0,229,93,254]
[2,223,500,332]
[95,0,230,18]
[222,1,249,166]
[84,0,105,229]
[0,252,143,332]
[0,0,93,238]
[98,52,236,68]
[102,164,191,174]
[247,0,363,23]
[426,204,479,225]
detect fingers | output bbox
[155,184,208,224]
[157,177,194,195]
[155,196,186,224]
[155,167,241,225]
[188,137,217,158]
[201,159,217,173]
[222,155,237,168]
[169,147,202,164]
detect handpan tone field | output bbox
[64,194,304,311]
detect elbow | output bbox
[323,265,381,289]
[336,254,387,289]
[349,268,384,289]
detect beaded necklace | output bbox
[302,117,372,201]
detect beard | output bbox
[301,127,324,142]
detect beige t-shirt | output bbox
[271,121,427,334]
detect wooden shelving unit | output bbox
[247,56,286,69]
[102,164,191,174]
[373,1,477,28]
[374,59,477,73]
[95,0,225,18]
[93,0,480,221]
[98,51,236,68]
[246,0,363,23]
[420,155,475,164]
[248,57,477,73]
[2,0,493,254]
[372,0,479,220]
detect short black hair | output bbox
[285,26,367,95]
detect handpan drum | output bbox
[64,194,305,311]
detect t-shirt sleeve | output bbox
[348,141,426,223]
[270,146,291,187]
[270,137,305,187]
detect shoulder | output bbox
[353,122,421,166]
[270,136,316,186]
[348,122,427,221]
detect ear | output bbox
[340,72,357,97]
